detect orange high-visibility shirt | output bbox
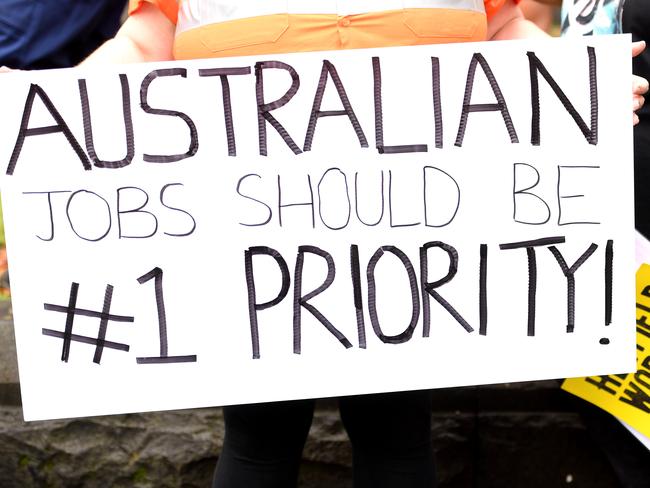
[129,0,518,59]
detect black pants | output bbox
[575,399,650,488]
[212,390,436,488]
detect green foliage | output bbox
[0,196,5,248]
[132,467,148,483]
[18,455,30,468]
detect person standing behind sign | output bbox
[622,0,650,239]
[575,0,650,483]
[534,0,650,485]
[81,1,647,487]
[83,0,550,65]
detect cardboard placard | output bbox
[0,36,637,420]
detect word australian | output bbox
[5,47,599,175]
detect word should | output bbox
[237,166,459,229]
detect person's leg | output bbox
[212,399,315,488]
[576,399,650,488]
[339,390,436,488]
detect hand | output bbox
[632,41,648,126]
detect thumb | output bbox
[633,40,646,58]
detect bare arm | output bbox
[487,0,550,40]
[632,40,649,125]
[81,3,175,65]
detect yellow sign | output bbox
[562,264,650,438]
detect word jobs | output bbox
[23,183,196,242]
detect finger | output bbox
[633,75,649,95]
[633,40,646,58]
[634,94,645,111]
[634,112,640,126]
[0,66,12,73]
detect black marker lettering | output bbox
[244,247,290,359]
[354,171,385,227]
[513,163,551,225]
[527,47,598,145]
[117,186,158,239]
[350,244,367,349]
[372,57,428,154]
[318,168,351,230]
[23,190,71,241]
[304,60,368,151]
[255,61,302,156]
[455,53,518,147]
[160,183,196,237]
[140,68,198,163]
[79,74,134,168]
[557,165,601,225]
[479,244,488,336]
[389,170,420,228]
[7,84,91,175]
[92,285,115,364]
[420,242,473,334]
[42,282,134,364]
[60,282,78,362]
[431,57,443,149]
[278,174,315,228]
[198,67,252,156]
[368,246,421,343]
[423,166,460,228]
[237,174,272,227]
[548,243,599,333]
[500,236,566,336]
[293,245,352,354]
[605,239,613,326]
[66,190,112,242]
[136,267,197,364]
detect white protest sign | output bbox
[0,36,637,421]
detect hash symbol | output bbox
[42,282,134,364]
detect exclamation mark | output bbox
[600,239,613,345]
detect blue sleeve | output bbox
[0,0,125,69]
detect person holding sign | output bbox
[84,0,550,64]
[621,0,650,238]
[79,1,648,487]
[552,0,650,485]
